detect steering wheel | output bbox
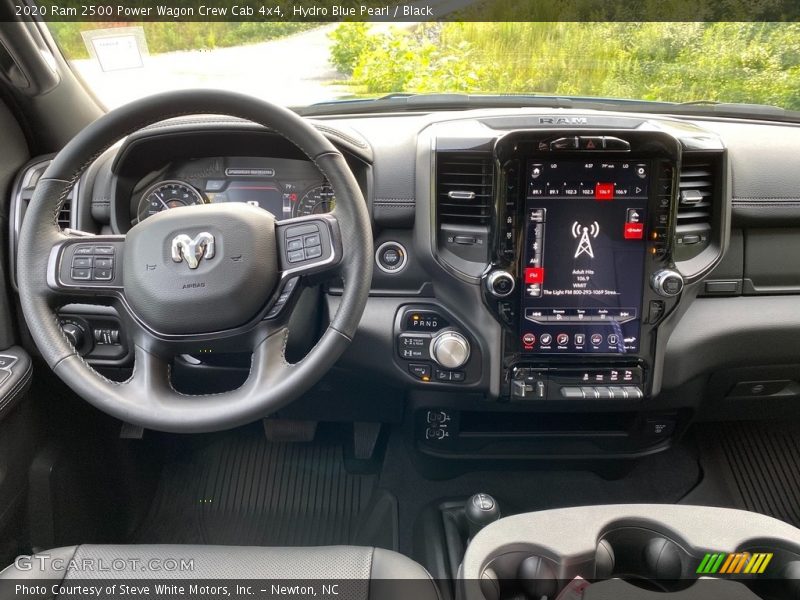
[16,90,373,433]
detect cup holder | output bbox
[478,551,561,600]
[477,527,800,599]
[599,528,696,592]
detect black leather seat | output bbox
[0,545,440,600]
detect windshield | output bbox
[46,21,800,114]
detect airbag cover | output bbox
[123,203,277,335]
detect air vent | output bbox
[10,158,78,289]
[436,153,494,225]
[24,161,72,229]
[677,161,714,226]
[675,155,718,261]
[57,199,72,229]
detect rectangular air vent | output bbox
[435,152,494,267]
[678,162,714,226]
[674,156,717,261]
[57,198,72,229]
[436,153,494,226]
[10,158,77,289]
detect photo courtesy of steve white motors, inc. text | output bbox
[14,584,346,597]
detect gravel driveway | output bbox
[71,24,354,109]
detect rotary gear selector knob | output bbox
[430,330,470,369]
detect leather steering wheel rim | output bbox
[16,90,373,433]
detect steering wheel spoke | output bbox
[46,234,125,301]
[275,213,343,278]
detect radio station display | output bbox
[520,160,649,354]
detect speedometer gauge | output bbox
[293,184,335,217]
[137,181,204,222]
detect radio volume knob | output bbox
[486,270,515,297]
[651,269,684,297]
[430,331,471,369]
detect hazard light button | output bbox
[579,136,604,150]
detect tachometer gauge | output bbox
[294,184,335,217]
[137,180,205,222]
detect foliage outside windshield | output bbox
[47,21,800,113]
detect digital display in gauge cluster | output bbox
[135,157,335,223]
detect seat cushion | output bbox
[1,545,439,600]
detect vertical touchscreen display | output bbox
[520,160,648,354]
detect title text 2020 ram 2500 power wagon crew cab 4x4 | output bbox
[2,15,800,600]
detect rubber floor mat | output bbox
[698,420,800,527]
[135,431,377,546]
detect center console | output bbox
[482,131,684,403]
[459,505,800,600]
[406,118,727,461]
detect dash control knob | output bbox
[486,270,515,297]
[651,269,684,297]
[61,322,86,348]
[430,330,470,369]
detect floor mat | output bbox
[694,420,800,527]
[135,429,378,546]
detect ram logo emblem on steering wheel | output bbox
[171,232,216,269]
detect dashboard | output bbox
[10,107,800,462]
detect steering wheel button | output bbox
[285,223,319,238]
[304,245,322,260]
[93,268,113,281]
[304,233,321,247]
[74,245,94,255]
[286,238,303,252]
[287,249,305,263]
[94,245,115,255]
[282,277,299,293]
[72,256,93,268]
[71,268,91,280]
[94,257,113,269]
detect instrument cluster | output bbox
[131,156,334,225]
